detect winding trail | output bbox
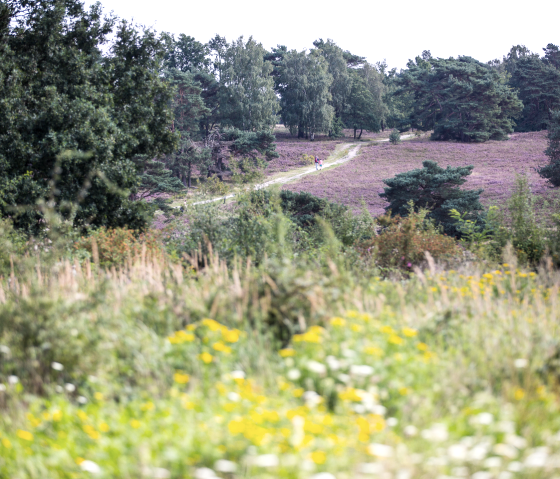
[189,135,413,206]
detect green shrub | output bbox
[359,205,460,272]
[389,128,401,144]
[74,228,165,268]
[538,110,560,186]
[380,160,483,235]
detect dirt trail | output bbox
[190,135,413,206]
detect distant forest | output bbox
[1,0,559,232]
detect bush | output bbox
[200,176,231,196]
[538,110,560,186]
[358,205,460,272]
[380,160,483,235]
[389,128,401,144]
[74,228,165,268]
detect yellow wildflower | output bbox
[514,388,525,401]
[310,450,327,464]
[141,401,155,411]
[330,317,346,327]
[130,419,141,429]
[223,329,240,343]
[212,342,232,354]
[16,430,33,442]
[199,352,213,364]
[2,438,12,448]
[402,327,418,337]
[417,342,429,351]
[279,348,296,357]
[99,423,110,432]
[364,346,384,357]
[388,335,404,345]
[201,318,222,331]
[94,392,104,401]
[293,388,304,398]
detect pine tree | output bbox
[380,160,483,234]
[0,1,177,233]
[395,56,523,142]
[538,110,560,186]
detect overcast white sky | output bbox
[85,0,558,70]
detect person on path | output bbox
[319,158,323,170]
[315,156,320,170]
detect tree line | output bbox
[1,0,559,233]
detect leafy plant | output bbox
[538,110,560,186]
[380,160,483,235]
[359,203,460,272]
[389,128,401,144]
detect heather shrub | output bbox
[74,228,165,268]
[359,205,460,272]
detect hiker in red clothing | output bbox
[315,156,320,170]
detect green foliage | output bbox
[199,176,230,196]
[359,205,460,272]
[0,1,178,234]
[342,72,381,139]
[73,227,165,268]
[389,129,401,144]
[217,37,279,131]
[380,160,483,235]
[396,55,523,142]
[0,218,27,276]
[278,50,334,139]
[221,129,278,161]
[538,110,560,186]
[230,157,267,186]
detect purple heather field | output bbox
[265,132,342,175]
[283,131,554,216]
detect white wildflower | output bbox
[404,425,418,437]
[493,443,517,459]
[227,392,241,402]
[484,456,502,468]
[514,358,528,369]
[371,404,386,416]
[253,454,279,467]
[350,365,374,377]
[194,468,216,479]
[55,385,64,393]
[0,345,10,355]
[78,396,88,404]
[421,423,448,442]
[8,375,18,385]
[337,373,350,383]
[497,421,515,434]
[287,369,301,380]
[0,384,5,392]
[342,349,356,358]
[303,390,322,407]
[309,473,336,479]
[497,472,513,479]
[80,460,101,474]
[475,412,494,425]
[306,361,327,375]
[353,404,366,414]
[65,383,76,392]
[471,472,492,479]
[386,417,398,427]
[88,375,98,383]
[451,466,469,477]
[396,471,411,479]
[507,461,522,472]
[230,370,245,379]
[368,443,393,458]
[358,463,383,474]
[468,444,490,461]
[214,460,237,473]
[448,444,468,461]
[51,362,64,371]
[326,356,341,370]
[524,448,548,467]
[301,459,315,471]
[141,467,171,479]
[505,434,527,449]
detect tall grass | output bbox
[2,240,560,477]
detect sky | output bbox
[85,0,558,70]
